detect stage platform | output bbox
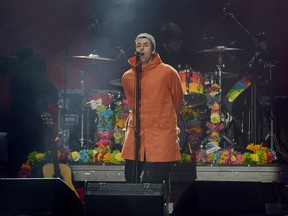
[70,163,288,184]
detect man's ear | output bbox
[152,50,156,54]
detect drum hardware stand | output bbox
[215,49,236,148]
[52,15,100,148]
[250,68,258,145]
[216,49,224,88]
[79,71,85,148]
[79,70,94,148]
[221,96,239,148]
[261,60,279,152]
[184,64,191,95]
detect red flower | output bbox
[90,93,112,106]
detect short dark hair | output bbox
[135,33,156,51]
[159,23,183,43]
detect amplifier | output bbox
[57,89,120,149]
[85,182,168,216]
[0,178,84,216]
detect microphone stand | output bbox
[224,10,269,56]
[224,5,278,150]
[134,54,142,183]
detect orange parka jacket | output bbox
[121,53,184,162]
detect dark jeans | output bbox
[124,159,174,202]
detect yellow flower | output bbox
[211,103,220,110]
[192,111,198,118]
[211,139,219,145]
[210,113,220,123]
[36,153,46,161]
[103,152,111,163]
[263,151,268,161]
[231,154,236,162]
[220,151,227,164]
[250,153,259,162]
[115,152,125,162]
[116,119,126,128]
[211,132,219,137]
[71,151,80,161]
[113,131,125,144]
[212,83,221,89]
[246,144,264,152]
[97,145,109,153]
[21,162,32,171]
[185,154,192,163]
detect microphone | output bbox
[116,47,127,59]
[135,51,144,56]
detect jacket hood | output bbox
[128,52,162,71]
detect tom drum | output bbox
[178,70,207,108]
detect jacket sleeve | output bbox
[170,68,184,112]
[122,71,134,110]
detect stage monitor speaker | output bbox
[0,178,84,216]
[172,180,266,216]
[85,182,167,216]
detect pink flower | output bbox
[96,138,111,147]
[91,93,112,106]
[98,130,113,140]
[235,152,243,164]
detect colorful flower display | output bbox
[18,145,125,178]
[205,83,225,148]
[181,105,204,151]
[18,143,277,178]
[18,94,278,178]
[192,144,276,165]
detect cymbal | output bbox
[198,46,243,53]
[205,71,238,78]
[72,54,115,61]
[109,79,122,87]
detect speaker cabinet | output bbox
[58,90,97,150]
[85,182,167,216]
[172,181,266,216]
[0,178,84,216]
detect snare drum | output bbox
[178,70,207,107]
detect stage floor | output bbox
[70,163,288,184]
[71,163,288,215]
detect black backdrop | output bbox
[0,0,287,140]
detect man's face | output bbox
[135,38,155,66]
[166,39,183,53]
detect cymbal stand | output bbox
[79,70,85,148]
[184,65,190,95]
[250,65,258,145]
[52,13,100,147]
[216,50,224,88]
[262,60,278,151]
[216,50,237,147]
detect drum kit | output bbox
[177,45,244,149]
[68,46,244,150]
[180,45,243,107]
